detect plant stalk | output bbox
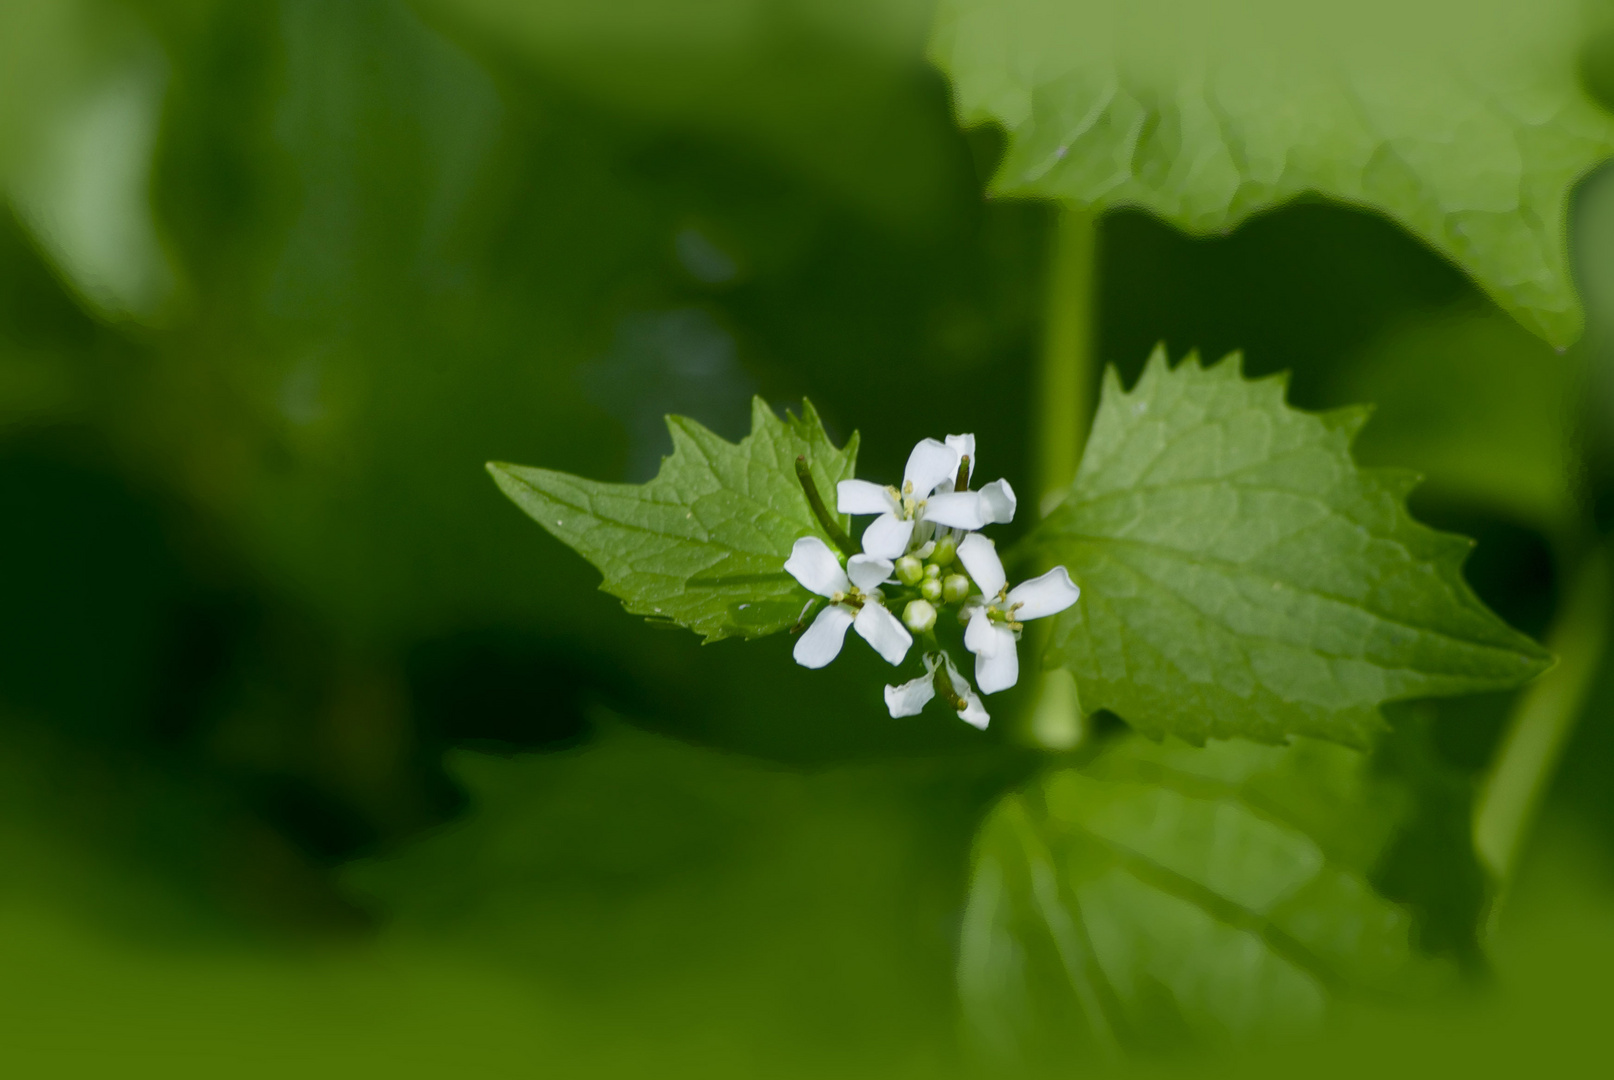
[1023,206,1099,749]
[1473,545,1611,903]
[795,456,859,557]
[1035,208,1099,516]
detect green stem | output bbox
[1473,545,1611,901]
[1035,208,1099,516]
[1023,206,1099,749]
[795,455,859,558]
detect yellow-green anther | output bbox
[943,573,970,604]
[896,555,924,585]
[920,577,944,603]
[903,599,937,634]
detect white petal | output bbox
[964,608,1000,657]
[939,652,990,729]
[847,554,895,591]
[974,626,1020,693]
[958,693,990,729]
[923,490,988,530]
[860,512,914,560]
[945,434,976,475]
[838,479,897,516]
[883,673,935,718]
[1007,566,1081,621]
[957,533,1006,598]
[854,602,913,666]
[903,438,959,498]
[784,536,849,598]
[977,479,1017,525]
[793,605,854,668]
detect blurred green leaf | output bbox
[1,1,176,322]
[930,0,1614,346]
[490,398,858,642]
[0,2,97,175]
[1336,305,1582,537]
[959,733,1436,1061]
[344,719,1004,1072]
[1029,350,1551,747]
[413,0,957,229]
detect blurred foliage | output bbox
[960,733,1447,1063]
[0,0,1612,1072]
[932,0,1614,346]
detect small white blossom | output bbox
[956,532,1080,694]
[925,434,1017,533]
[837,434,1016,560]
[784,536,912,668]
[883,651,990,730]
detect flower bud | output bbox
[895,555,924,585]
[943,573,971,604]
[920,577,944,603]
[924,563,941,580]
[931,536,957,566]
[902,599,937,634]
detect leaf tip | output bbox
[1209,350,1246,378]
[1322,403,1375,443]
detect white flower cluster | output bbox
[784,434,1079,729]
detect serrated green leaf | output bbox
[929,0,1614,345]
[959,734,1437,1059]
[489,398,858,642]
[1026,349,1551,747]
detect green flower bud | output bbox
[902,598,937,634]
[895,555,924,585]
[931,536,957,566]
[943,573,971,604]
[924,562,942,579]
[920,577,944,603]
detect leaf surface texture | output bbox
[1031,350,1550,746]
[931,0,1614,344]
[491,399,857,642]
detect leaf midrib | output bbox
[1060,532,1528,663]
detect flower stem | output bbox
[934,662,968,712]
[795,456,859,558]
[1473,545,1610,907]
[1021,206,1099,749]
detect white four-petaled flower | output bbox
[784,536,912,669]
[956,532,1081,694]
[836,434,1016,560]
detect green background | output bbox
[1,0,1612,1074]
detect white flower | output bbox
[883,651,990,730]
[925,433,1018,533]
[837,435,1017,560]
[784,536,913,668]
[956,532,1080,694]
